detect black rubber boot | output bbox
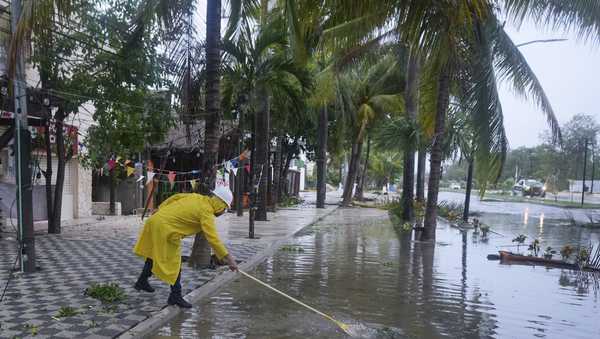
[168,293,192,308]
[134,279,155,293]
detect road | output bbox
[439,191,600,222]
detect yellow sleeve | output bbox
[200,214,229,260]
[159,193,190,210]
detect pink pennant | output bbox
[108,159,116,171]
[168,171,177,188]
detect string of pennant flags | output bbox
[98,149,252,189]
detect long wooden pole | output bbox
[142,156,168,220]
[238,270,350,334]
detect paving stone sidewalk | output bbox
[0,192,337,339]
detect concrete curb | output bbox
[118,207,338,339]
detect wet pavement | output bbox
[439,191,600,222]
[154,207,600,339]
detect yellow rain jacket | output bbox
[133,193,229,285]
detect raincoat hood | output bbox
[208,195,228,214]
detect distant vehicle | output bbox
[512,179,546,197]
[450,183,461,190]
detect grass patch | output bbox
[56,306,78,318]
[279,195,304,207]
[23,323,39,336]
[85,283,126,304]
[280,245,305,252]
[482,194,600,209]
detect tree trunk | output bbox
[280,150,293,198]
[109,166,116,215]
[254,85,270,221]
[272,136,282,206]
[316,106,328,208]
[51,109,67,231]
[463,158,474,222]
[416,149,426,203]
[401,49,420,221]
[354,135,371,201]
[44,117,54,233]
[191,0,222,268]
[341,141,363,206]
[200,0,222,191]
[422,68,450,240]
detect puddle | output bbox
[154,208,600,338]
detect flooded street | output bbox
[153,206,600,339]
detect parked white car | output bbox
[450,183,461,190]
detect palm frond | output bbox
[466,18,509,196]
[504,0,600,44]
[490,18,561,143]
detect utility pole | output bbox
[11,0,35,272]
[582,139,588,206]
[591,146,595,194]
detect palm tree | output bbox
[222,8,312,219]
[202,0,222,188]
[190,0,221,269]
[400,49,420,221]
[336,53,405,206]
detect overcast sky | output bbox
[199,6,600,149]
[499,20,600,148]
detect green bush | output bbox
[437,201,464,222]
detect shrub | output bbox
[437,201,464,222]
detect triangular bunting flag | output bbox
[126,166,135,177]
[168,171,176,188]
[239,149,250,161]
[107,159,116,171]
[231,167,238,176]
[135,162,143,177]
[146,171,155,185]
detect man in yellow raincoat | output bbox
[133,186,237,308]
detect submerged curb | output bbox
[118,206,339,339]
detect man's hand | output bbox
[225,254,238,272]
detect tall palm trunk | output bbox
[316,106,328,208]
[109,165,116,215]
[423,68,450,240]
[416,149,426,203]
[200,0,222,190]
[51,108,67,231]
[354,135,371,201]
[44,116,54,232]
[191,0,221,268]
[272,136,283,206]
[463,158,474,222]
[341,141,363,206]
[401,50,420,221]
[253,85,270,220]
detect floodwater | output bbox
[153,207,600,339]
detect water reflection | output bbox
[155,210,600,339]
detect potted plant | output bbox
[543,246,556,260]
[560,245,574,261]
[528,239,541,256]
[512,234,527,254]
